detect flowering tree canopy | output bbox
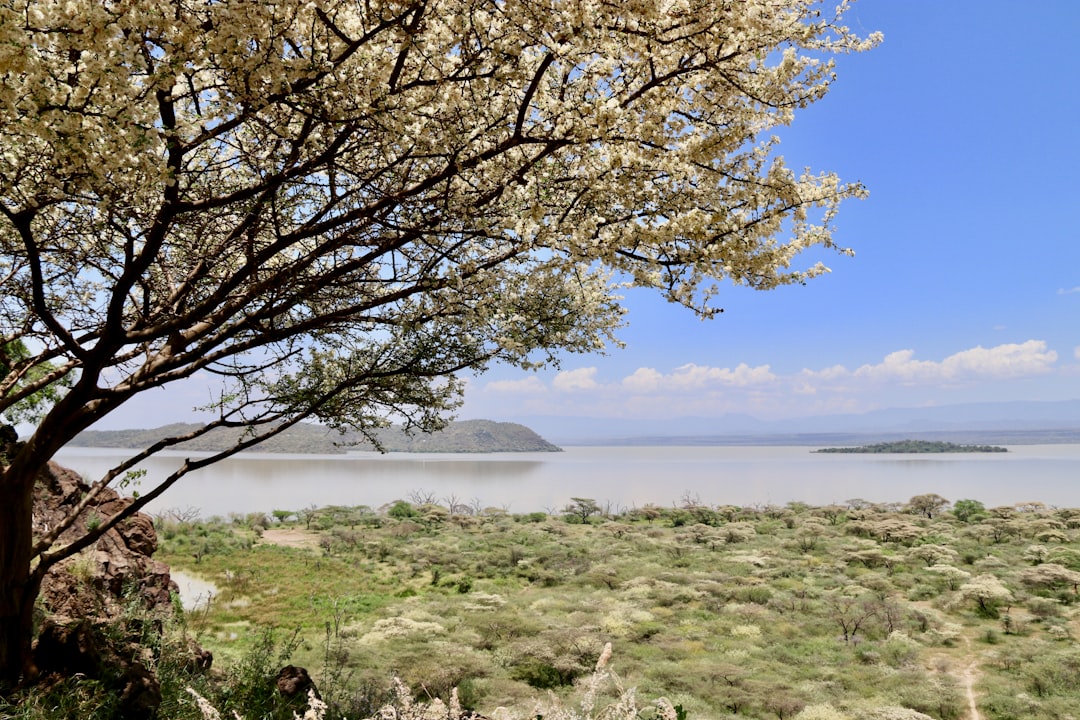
[0,0,878,685]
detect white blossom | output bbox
[1,2,878,644]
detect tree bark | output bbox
[0,471,38,691]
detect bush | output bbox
[149,498,1080,720]
[388,501,419,519]
[211,626,304,720]
[510,661,577,689]
[1023,595,1058,621]
[735,585,773,605]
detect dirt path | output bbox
[960,636,981,720]
[911,600,981,720]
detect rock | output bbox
[120,513,159,557]
[32,617,162,719]
[276,664,319,699]
[33,618,101,677]
[119,661,163,720]
[186,643,214,674]
[34,461,176,620]
[30,458,210,716]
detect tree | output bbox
[0,0,878,687]
[0,341,70,428]
[905,543,958,567]
[951,498,986,523]
[823,590,878,643]
[387,500,420,520]
[564,497,602,523]
[959,574,1013,617]
[906,493,950,519]
[1020,563,1080,594]
[927,564,971,592]
[271,509,294,524]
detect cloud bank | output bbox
[466,340,1069,420]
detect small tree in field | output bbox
[0,0,878,687]
[951,498,986,523]
[824,590,878,643]
[907,493,950,519]
[564,498,602,523]
[959,574,1014,617]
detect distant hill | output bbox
[71,419,561,454]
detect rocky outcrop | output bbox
[33,460,175,619]
[30,459,209,718]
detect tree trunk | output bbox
[0,473,37,692]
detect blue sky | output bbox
[102,1,1080,430]
[459,1,1080,424]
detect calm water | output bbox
[55,444,1080,518]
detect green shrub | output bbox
[147,498,1080,720]
[510,660,577,689]
[388,501,419,519]
[211,626,304,720]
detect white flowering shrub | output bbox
[958,574,1014,616]
[730,624,763,639]
[795,704,853,720]
[359,617,448,643]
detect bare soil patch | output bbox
[259,527,320,549]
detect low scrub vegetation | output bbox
[166,495,1080,718]
[13,494,1080,719]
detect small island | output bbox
[814,439,1008,454]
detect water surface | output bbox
[55,444,1080,518]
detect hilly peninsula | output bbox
[71,419,561,454]
[814,439,1008,454]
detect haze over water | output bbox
[56,444,1080,519]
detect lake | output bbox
[54,444,1080,518]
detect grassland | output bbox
[154,495,1080,719]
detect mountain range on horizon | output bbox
[70,399,1080,451]
[503,398,1080,445]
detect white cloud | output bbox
[486,376,547,394]
[552,367,599,392]
[667,362,776,389]
[466,340,1068,421]
[622,367,663,392]
[1057,286,1080,295]
[850,341,1057,383]
[804,364,850,382]
[941,341,1058,378]
[620,363,775,393]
